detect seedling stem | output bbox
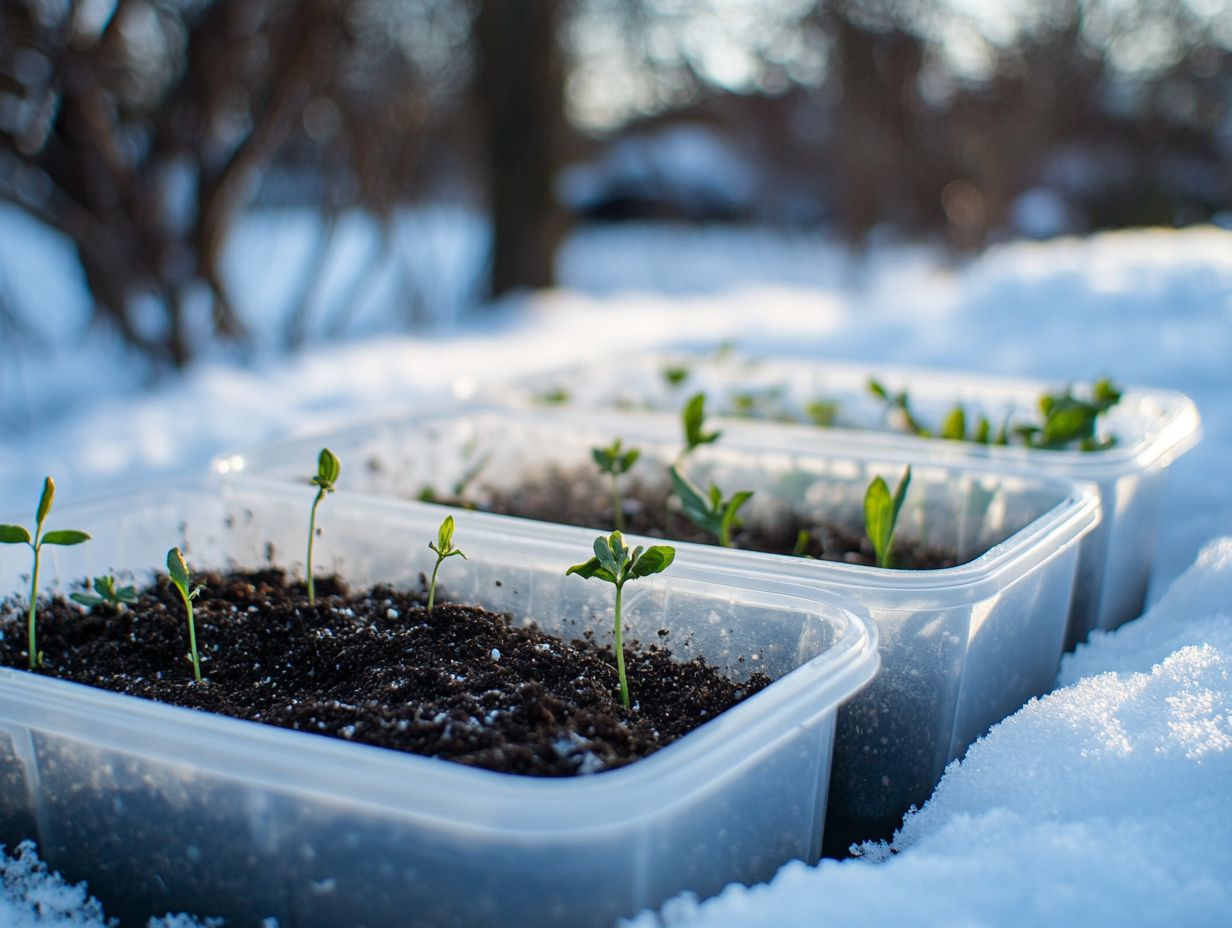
[307,448,340,605]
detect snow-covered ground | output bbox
[1,215,1230,925]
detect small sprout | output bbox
[427,515,467,611]
[865,466,912,569]
[535,386,571,405]
[1031,378,1123,451]
[71,574,138,610]
[940,405,966,441]
[593,438,641,532]
[0,477,91,669]
[973,415,992,444]
[307,447,340,605]
[680,392,721,458]
[661,365,691,387]
[806,399,839,427]
[167,547,205,683]
[792,528,813,558]
[730,392,758,416]
[669,465,753,548]
[868,378,931,437]
[566,531,675,709]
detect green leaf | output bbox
[864,477,893,567]
[941,406,966,441]
[41,529,90,546]
[662,366,690,386]
[974,416,991,444]
[115,585,139,605]
[806,400,838,427]
[670,466,721,536]
[593,536,619,577]
[682,393,721,453]
[891,466,911,525]
[1093,377,1122,409]
[608,531,630,572]
[565,556,616,584]
[0,524,32,545]
[631,545,676,578]
[313,447,340,490]
[70,592,104,607]
[867,378,888,401]
[167,547,191,590]
[438,515,455,551]
[36,477,55,527]
[720,490,753,543]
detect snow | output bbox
[628,537,1232,926]
[1,214,1231,925]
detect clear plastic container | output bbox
[0,479,877,927]
[497,351,1200,645]
[220,406,1100,853]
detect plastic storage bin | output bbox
[0,479,877,928]
[220,406,1100,853]
[497,351,1200,645]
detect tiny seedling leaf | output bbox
[437,515,455,551]
[167,547,191,589]
[0,525,32,545]
[313,447,341,490]
[865,477,892,564]
[720,490,753,544]
[941,406,966,441]
[670,466,721,536]
[565,557,616,584]
[867,378,889,401]
[41,530,91,547]
[891,466,912,525]
[36,477,54,526]
[631,545,675,578]
[681,393,721,454]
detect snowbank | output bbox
[630,537,1232,927]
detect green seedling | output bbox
[940,405,966,441]
[167,547,205,683]
[669,465,753,548]
[661,365,691,387]
[307,447,340,605]
[1022,377,1123,451]
[0,477,91,669]
[566,531,675,709]
[71,574,138,610]
[868,379,930,437]
[593,438,641,532]
[680,392,721,458]
[792,528,813,558]
[534,386,571,405]
[806,399,839,427]
[427,514,467,611]
[865,466,912,569]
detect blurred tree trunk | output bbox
[474,0,569,299]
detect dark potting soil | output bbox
[0,570,770,776]
[446,465,957,570]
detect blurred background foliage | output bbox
[2,0,1230,365]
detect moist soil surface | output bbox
[448,465,957,569]
[0,570,769,776]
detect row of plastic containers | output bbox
[0,352,1200,927]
